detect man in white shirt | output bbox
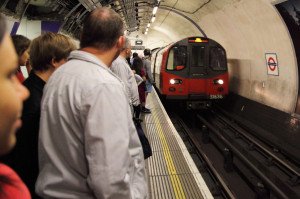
[142,49,153,113]
[36,7,148,199]
[111,37,140,118]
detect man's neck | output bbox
[119,51,127,60]
[35,68,55,82]
[81,47,117,67]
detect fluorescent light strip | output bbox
[151,16,156,23]
[153,6,158,15]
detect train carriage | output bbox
[151,37,229,109]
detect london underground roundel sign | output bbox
[265,53,279,76]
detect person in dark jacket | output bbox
[5,32,76,198]
[132,56,150,113]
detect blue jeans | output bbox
[145,80,153,93]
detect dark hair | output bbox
[11,35,31,56]
[0,14,6,43]
[30,32,76,71]
[144,48,151,56]
[80,7,124,50]
[133,52,138,58]
[132,57,143,76]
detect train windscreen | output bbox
[209,47,227,71]
[191,46,205,67]
[167,46,187,70]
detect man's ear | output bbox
[51,58,59,69]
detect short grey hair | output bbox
[80,7,124,50]
[123,37,131,50]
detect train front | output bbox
[153,37,229,109]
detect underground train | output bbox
[150,36,229,109]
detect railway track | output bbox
[166,103,300,199]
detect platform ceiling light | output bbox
[147,23,150,28]
[146,28,149,32]
[151,16,156,23]
[153,6,158,15]
[145,32,148,35]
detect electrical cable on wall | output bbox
[161,0,212,15]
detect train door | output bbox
[187,43,208,94]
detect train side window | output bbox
[167,46,187,70]
[210,47,227,70]
[191,46,205,67]
[167,48,175,70]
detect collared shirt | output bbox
[36,50,147,199]
[111,56,140,106]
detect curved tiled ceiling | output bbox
[0,0,160,38]
[0,0,217,39]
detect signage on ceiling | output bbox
[132,46,145,50]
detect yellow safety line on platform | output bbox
[152,108,186,199]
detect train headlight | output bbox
[213,79,224,85]
[169,79,182,84]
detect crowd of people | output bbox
[0,7,154,199]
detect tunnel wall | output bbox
[147,0,298,114]
[198,0,298,114]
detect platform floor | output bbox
[141,90,213,199]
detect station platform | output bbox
[141,90,213,199]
